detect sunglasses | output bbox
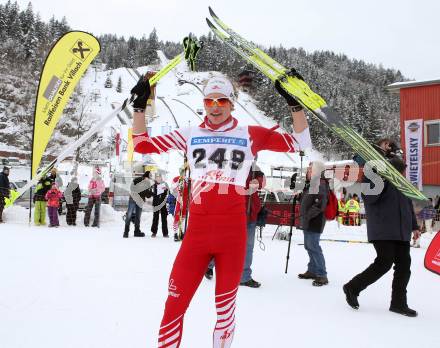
[203,97,231,107]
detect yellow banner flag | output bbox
[127,128,134,162]
[32,31,100,178]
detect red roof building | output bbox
[387,79,440,198]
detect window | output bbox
[425,121,440,146]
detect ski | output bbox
[206,9,427,203]
[5,38,203,207]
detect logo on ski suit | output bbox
[220,329,233,340]
[168,279,180,298]
[200,170,235,183]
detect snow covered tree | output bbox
[145,28,159,64]
[116,76,122,93]
[104,76,112,88]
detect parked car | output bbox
[6,157,21,166]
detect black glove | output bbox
[130,75,151,110]
[274,80,303,110]
[286,67,304,81]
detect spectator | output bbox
[171,170,190,242]
[346,194,361,226]
[124,171,152,238]
[48,167,64,188]
[151,173,169,238]
[45,183,62,227]
[413,198,436,247]
[84,167,105,227]
[298,161,330,286]
[0,166,10,223]
[166,192,176,216]
[48,167,64,215]
[337,197,346,226]
[65,177,81,226]
[33,174,52,226]
[343,157,420,317]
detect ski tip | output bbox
[208,6,217,18]
[206,18,215,29]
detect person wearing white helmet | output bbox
[131,73,312,348]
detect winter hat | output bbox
[203,76,235,101]
[309,161,326,179]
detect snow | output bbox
[0,208,439,348]
[0,143,28,153]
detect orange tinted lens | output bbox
[216,98,230,107]
[204,98,215,107]
[204,98,230,107]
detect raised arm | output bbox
[132,74,152,135]
[274,75,312,150]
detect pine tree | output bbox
[116,76,122,93]
[145,28,159,64]
[126,36,137,67]
[104,76,112,88]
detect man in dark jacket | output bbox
[0,166,11,223]
[124,171,152,238]
[65,177,81,226]
[343,157,420,317]
[151,173,169,238]
[298,161,329,286]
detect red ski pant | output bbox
[158,213,247,348]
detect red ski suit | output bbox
[133,116,307,348]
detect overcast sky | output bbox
[8,0,440,80]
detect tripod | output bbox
[285,150,305,274]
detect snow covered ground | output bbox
[1,207,439,348]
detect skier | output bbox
[0,166,10,223]
[205,168,266,288]
[131,74,312,347]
